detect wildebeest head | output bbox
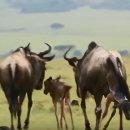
[64,48,81,97]
[44,76,63,95]
[64,41,97,68]
[28,43,55,90]
[13,43,31,55]
[64,41,98,97]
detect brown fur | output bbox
[64,41,130,130]
[0,43,54,130]
[44,76,74,130]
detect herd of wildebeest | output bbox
[0,41,130,130]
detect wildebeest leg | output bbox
[81,92,91,130]
[103,106,116,130]
[52,99,60,130]
[94,95,102,130]
[17,93,26,130]
[60,99,68,129]
[24,91,33,129]
[104,102,123,130]
[9,104,15,130]
[119,107,123,130]
[4,91,15,130]
[102,93,114,119]
[66,99,74,130]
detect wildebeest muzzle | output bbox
[120,100,130,120]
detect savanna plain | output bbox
[0,57,130,130]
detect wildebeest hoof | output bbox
[10,126,15,130]
[65,125,68,129]
[0,126,12,130]
[17,128,22,130]
[72,127,75,130]
[17,125,22,130]
[23,125,28,130]
[85,126,91,130]
[120,100,130,120]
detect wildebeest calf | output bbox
[44,76,74,130]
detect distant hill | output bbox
[53,44,75,58]
[0,46,129,59]
[0,52,10,58]
[53,44,130,58]
[118,50,130,57]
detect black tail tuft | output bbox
[8,64,18,119]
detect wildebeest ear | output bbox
[56,75,61,81]
[48,76,52,80]
[88,41,97,50]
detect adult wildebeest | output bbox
[101,50,129,130]
[44,76,74,130]
[64,41,130,130]
[0,43,55,130]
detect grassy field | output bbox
[0,57,130,130]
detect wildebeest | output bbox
[0,43,55,130]
[44,76,74,130]
[64,41,130,130]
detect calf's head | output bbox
[44,76,53,95]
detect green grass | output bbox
[0,57,130,130]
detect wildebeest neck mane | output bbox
[27,54,45,90]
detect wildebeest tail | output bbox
[8,64,18,118]
[107,57,130,100]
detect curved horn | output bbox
[64,47,79,67]
[43,55,55,62]
[39,43,52,57]
[64,47,72,61]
